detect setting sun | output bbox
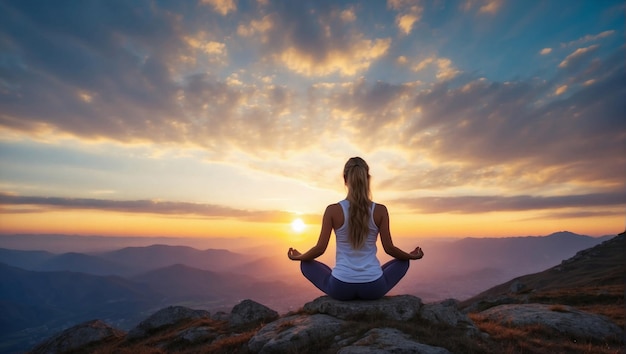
[291,218,306,233]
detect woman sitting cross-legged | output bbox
[287,157,424,301]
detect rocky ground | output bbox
[30,294,623,354]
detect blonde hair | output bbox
[343,157,372,249]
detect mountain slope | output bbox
[0,263,159,334]
[460,233,625,309]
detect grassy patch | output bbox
[470,313,624,354]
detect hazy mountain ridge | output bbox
[0,231,617,353]
[96,244,248,274]
[34,252,132,276]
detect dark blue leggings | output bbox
[300,259,410,300]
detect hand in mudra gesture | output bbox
[409,246,424,260]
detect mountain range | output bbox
[0,231,617,353]
[24,232,626,354]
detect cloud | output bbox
[411,56,461,81]
[558,44,600,68]
[392,192,626,214]
[561,30,615,48]
[0,0,623,201]
[478,0,503,14]
[237,14,274,38]
[276,37,391,77]
[462,0,503,14]
[234,2,392,77]
[0,192,310,223]
[387,0,423,35]
[201,0,237,16]
[554,84,568,95]
[539,48,552,55]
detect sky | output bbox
[0,0,624,244]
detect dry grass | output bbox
[470,312,624,354]
[462,282,625,353]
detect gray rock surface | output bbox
[229,299,279,328]
[127,306,209,340]
[31,319,124,354]
[338,327,452,354]
[248,314,344,353]
[479,303,623,340]
[420,298,480,336]
[177,326,218,343]
[303,295,423,321]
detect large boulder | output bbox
[303,295,423,321]
[479,304,623,341]
[248,314,344,353]
[338,327,452,354]
[127,306,210,340]
[31,319,124,354]
[229,299,279,328]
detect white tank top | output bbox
[331,199,383,283]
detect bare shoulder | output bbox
[374,203,388,215]
[373,203,388,226]
[326,203,342,213]
[326,203,343,229]
[324,203,343,218]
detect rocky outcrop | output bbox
[229,299,279,328]
[127,305,210,340]
[303,295,423,321]
[33,293,622,353]
[478,304,623,341]
[248,313,344,353]
[30,319,124,354]
[338,328,452,354]
[245,295,479,353]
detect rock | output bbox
[509,280,525,293]
[31,319,124,354]
[479,304,623,341]
[127,306,210,340]
[461,295,520,314]
[419,299,479,336]
[177,326,218,344]
[338,327,452,354]
[248,314,344,353]
[229,299,279,328]
[303,295,423,321]
[211,310,229,321]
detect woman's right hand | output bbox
[409,246,424,260]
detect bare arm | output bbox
[377,204,424,260]
[287,205,334,261]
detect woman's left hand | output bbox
[287,247,302,260]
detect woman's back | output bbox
[332,199,382,282]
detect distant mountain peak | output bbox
[546,231,582,238]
